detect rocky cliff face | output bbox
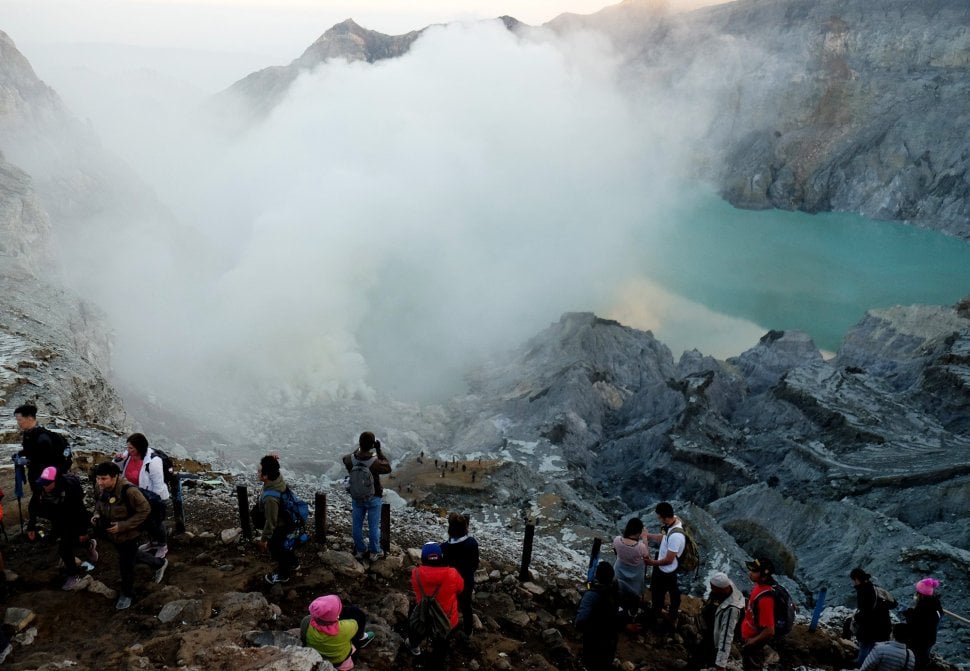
[551,0,970,238]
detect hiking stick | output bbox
[943,609,970,625]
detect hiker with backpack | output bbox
[114,433,170,558]
[91,461,168,610]
[850,567,893,666]
[644,501,686,628]
[406,541,464,670]
[341,432,391,562]
[575,561,625,671]
[30,466,98,591]
[300,594,376,670]
[256,454,301,584]
[611,517,650,621]
[442,511,480,638]
[903,578,944,670]
[14,404,73,532]
[741,556,781,670]
[698,571,746,671]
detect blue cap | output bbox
[421,542,443,563]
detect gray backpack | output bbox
[347,455,377,501]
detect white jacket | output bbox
[119,447,170,501]
[713,584,746,667]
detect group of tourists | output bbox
[575,501,949,671]
[7,404,171,615]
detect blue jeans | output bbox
[352,496,382,554]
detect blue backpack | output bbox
[262,488,309,528]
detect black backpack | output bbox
[145,449,178,493]
[120,484,166,529]
[752,582,797,638]
[39,427,73,474]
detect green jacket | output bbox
[260,475,287,541]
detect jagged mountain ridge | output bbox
[216,0,970,238]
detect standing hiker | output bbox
[850,567,892,666]
[14,404,71,532]
[644,501,686,628]
[612,517,650,620]
[903,578,943,670]
[255,454,300,584]
[740,557,776,671]
[700,571,745,671]
[406,542,464,669]
[442,512,479,638]
[341,432,390,561]
[575,561,624,671]
[115,433,170,558]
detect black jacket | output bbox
[19,426,61,482]
[855,581,892,643]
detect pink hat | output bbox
[915,578,939,596]
[36,466,58,486]
[308,595,342,635]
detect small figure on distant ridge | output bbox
[300,594,376,670]
[341,432,391,561]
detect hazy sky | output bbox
[2,0,725,58]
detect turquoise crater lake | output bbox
[638,193,970,354]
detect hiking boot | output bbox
[138,541,157,553]
[153,544,169,559]
[115,595,133,610]
[86,539,99,563]
[264,573,289,585]
[353,551,369,561]
[153,559,169,583]
[357,631,376,649]
[62,574,87,591]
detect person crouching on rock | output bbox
[301,594,376,670]
[31,466,98,591]
[91,461,168,610]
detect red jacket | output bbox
[411,565,465,629]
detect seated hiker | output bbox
[30,466,98,590]
[301,594,375,670]
[91,461,169,610]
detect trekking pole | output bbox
[13,460,26,535]
[518,522,535,582]
[586,537,602,586]
[236,485,252,540]
[943,609,970,625]
[809,587,827,633]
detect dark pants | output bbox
[650,567,681,619]
[116,538,164,598]
[742,639,769,671]
[148,503,168,545]
[458,587,474,634]
[56,526,82,577]
[269,527,297,579]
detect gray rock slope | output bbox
[550,0,970,238]
[218,1,970,238]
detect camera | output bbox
[374,439,382,454]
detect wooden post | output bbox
[380,503,391,554]
[237,485,252,540]
[809,587,827,633]
[586,537,602,584]
[172,475,186,534]
[315,492,327,544]
[518,523,535,582]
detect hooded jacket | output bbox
[411,564,464,629]
[712,584,746,667]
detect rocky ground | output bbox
[0,450,960,671]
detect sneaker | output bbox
[153,544,169,559]
[153,559,169,584]
[115,595,133,610]
[370,551,386,561]
[404,638,421,656]
[357,631,376,649]
[0,643,11,663]
[79,561,96,572]
[353,551,368,561]
[264,573,290,585]
[62,574,87,591]
[87,539,99,563]
[138,541,156,553]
